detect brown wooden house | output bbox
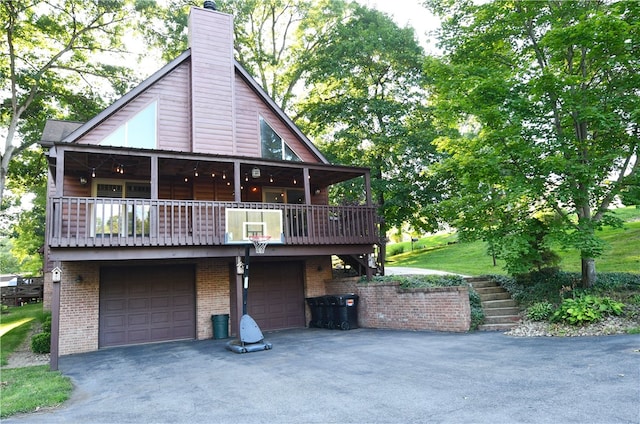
[40,5,378,368]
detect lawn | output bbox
[388,206,640,276]
[0,303,72,418]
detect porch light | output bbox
[245,173,249,182]
[293,178,297,184]
[194,167,199,177]
[222,171,226,179]
[91,168,96,178]
[211,172,216,178]
[184,176,189,183]
[251,167,261,178]
[269,175,274,183]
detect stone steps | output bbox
[467,278,521,331]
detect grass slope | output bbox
[388,206,640,276]
[0,303,73,418]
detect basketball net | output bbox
[249,235,271,254]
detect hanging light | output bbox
[269,175,274,183]
[293,178,297,185]
[91,168,96,178]
[222,171,226,180]
[194,167,199,177]
[245,173,249,182]
[211,172,216,178]
[184,176,188,183]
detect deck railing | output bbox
[48,197,378,248]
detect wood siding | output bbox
[234,77,319,162]
[74,63,190,150]
[189,7,235,155]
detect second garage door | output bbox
[99,265,195,348]
[245,261,305,331]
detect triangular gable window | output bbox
[260,116,301,161]
[101,101,157,149]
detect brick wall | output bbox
[196,258,230,339]
[57,262,100,355]
[303,256,333,325]
[325,278,471,332]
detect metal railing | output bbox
[48,197,378,248]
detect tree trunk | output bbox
[581,257,596,288]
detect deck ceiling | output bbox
[61,148,366,187]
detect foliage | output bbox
[1,0,140,203]
[495,216,561,275]
[0,366,72,419]
[526,302,554,322]
[31,332,51,354]
[550,295,624,326]
[42,314,52,333]
[424,0,640,287]
[296,4,440,238]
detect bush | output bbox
[31,332,51,354]
[526,302,554,321]
[551,295,624,326]
[42,314,52,333]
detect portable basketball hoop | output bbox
[249,235,271,254]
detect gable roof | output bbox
[57,49,329,164]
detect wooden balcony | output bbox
[47,197,378,250]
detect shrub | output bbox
[31,332,51,354]
[526,302,554,321]
[551,295,624,326]
[42,314,52,333]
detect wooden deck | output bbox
[48,197,378,248]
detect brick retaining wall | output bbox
[325,278,471,332]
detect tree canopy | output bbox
[296,4,440,246]
[425,0,639,285]
[1,0,140,203]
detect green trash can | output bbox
[212,314,229,339]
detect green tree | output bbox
[296,4,438,265]
[1,0,139,203]
[425,0,639,286]
[4,148,48,275]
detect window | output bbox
[260,116,301,161]
[100,102,157,149]
[92,180,151,237]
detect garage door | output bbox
[245,261,305,331]
[99,265,195,348]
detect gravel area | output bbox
[506,315,639,337]
[2,323,50,369]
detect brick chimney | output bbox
[188,6,235,154]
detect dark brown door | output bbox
[99,265,195,348]
[240,261,305,331]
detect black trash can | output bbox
[212,314,229,339]
[332,294,359,330]
[319,295,336,329]
[306,297,323,328]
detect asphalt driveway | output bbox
[5,329,640,423]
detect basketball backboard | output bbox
[225,208,284,244]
